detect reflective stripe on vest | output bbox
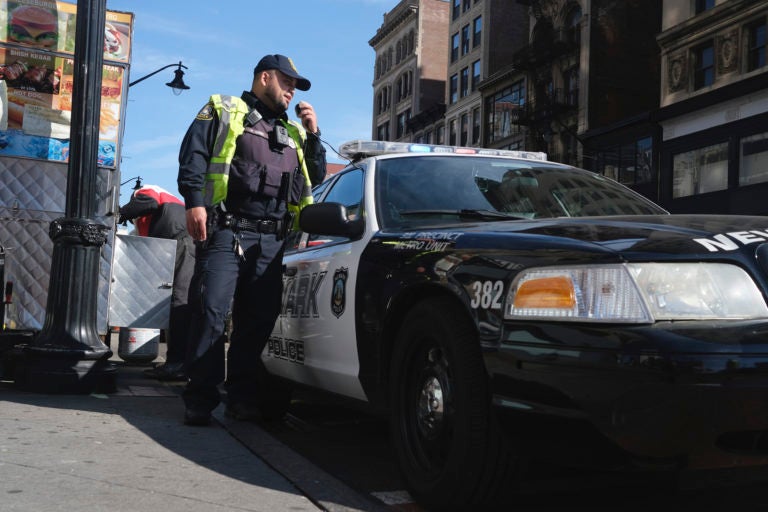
[281,119,314,226]
[204,94,249,205]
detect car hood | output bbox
[440,214,768,259]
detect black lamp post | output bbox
[16,0,115,393]
[129,61,190,94]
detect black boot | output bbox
[143,362,187,381]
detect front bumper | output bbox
[485,320,768,470]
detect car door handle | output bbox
[283,265,297,276]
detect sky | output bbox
[105,0,399,202]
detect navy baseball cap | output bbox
[253,54,311,91]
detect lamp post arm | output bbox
[129,62,188,87]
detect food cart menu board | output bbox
[0,0,133,167]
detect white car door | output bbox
[265,168,370,401]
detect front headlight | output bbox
[505,263,768,323]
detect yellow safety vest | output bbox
[204,94,313,224]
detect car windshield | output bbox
[375,155,666,229]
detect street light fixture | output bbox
[120,176,142,190]
[129,61,189,94]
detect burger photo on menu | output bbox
[7,3,59,49]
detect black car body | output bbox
[264,140,768,509]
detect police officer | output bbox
[177,54,326,426]
[119,183,195,381]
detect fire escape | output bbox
[510,2,582,163]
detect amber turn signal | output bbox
[512,275,576,309]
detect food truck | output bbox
[0,0,175,367]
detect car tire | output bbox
[390,297,520,509]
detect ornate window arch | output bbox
[563,3,582,45]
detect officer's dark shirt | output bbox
[177,90,327,219]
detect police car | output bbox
[264,139,768,509]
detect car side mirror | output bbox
[299,202,364,239]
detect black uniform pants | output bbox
[183,226,284,412]
[165,234,196,365]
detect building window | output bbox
[471,60,481,91]
[460,113,469,146]
[460,67,469,98]
[377,86,390,114]
[562,131,579,166]
[449,119,457,145]
[620,142,637,183]
[436,125,445,145]
[452,0,461,20]
[693,41,715,89]
[377,122,389,141]
[740,132,768,186]
[597,137,652,185]
[672,141,728,198]
[563,67,579,106]
[451,33,459,62]
[486,79,525,144]
[472,107,481,146]
[461,25,470,55]
[450,74,458,104]
[747,19,767,72]
[396,72,411,102]
[694,0,715,15]
[396,110,411,139]
[501,141,522,151]
[473,16,482,48]
[565,6,581,45]
[463,0,471,13]
[424,129,432,144]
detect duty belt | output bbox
[220,214,281,234]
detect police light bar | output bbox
[338,140,548,162]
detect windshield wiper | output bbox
[398,209,528,220]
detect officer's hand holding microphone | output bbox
[294,101,320,136]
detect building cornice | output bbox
[479,64,523,91]
[369,2,418,47]
[653,71,768,123]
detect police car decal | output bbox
[469,280,504,309]
[281,271,326,318]
[693,229,768,252]
[266,336,305,364]
[331,267,347,318]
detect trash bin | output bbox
[116,327,159,364]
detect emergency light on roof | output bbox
[338,140,548,162]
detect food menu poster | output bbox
[0,0,133,63]
[0,0,132,168]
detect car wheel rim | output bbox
[407,343,453,471]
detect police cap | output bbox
[253,54,311,91]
